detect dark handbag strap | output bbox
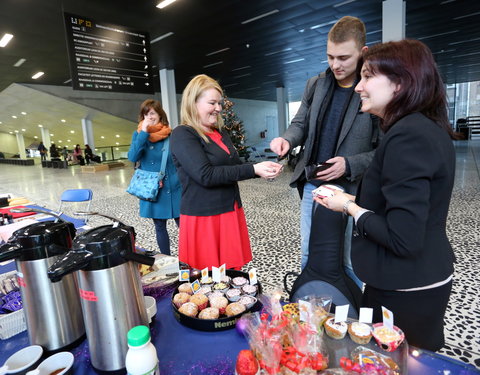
[158,137,169,180]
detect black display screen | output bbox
[64,12,154,94]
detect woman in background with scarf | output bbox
[128,99,181,255]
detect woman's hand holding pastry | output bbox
[253,161,283,179]
[314,191,355,213]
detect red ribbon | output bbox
[340,357,362,373]
[278,347,326,373]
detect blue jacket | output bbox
[128,130,181,219]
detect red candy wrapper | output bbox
[236,350,259,375]
[241,291,329,374]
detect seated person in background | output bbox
[49,143,61,160]
[84,144,101,164]
[61,147,69,161]
[73,144,85,165]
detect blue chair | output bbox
[58,189,93,224]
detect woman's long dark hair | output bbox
[361,39,455,139]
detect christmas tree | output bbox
[222,97,250,160]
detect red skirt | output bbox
[178,203,252,270]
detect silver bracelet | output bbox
[343,200,355,216]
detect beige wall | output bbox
[0,133,36,156]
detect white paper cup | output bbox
[3,345,43,374]
[26,352,74,375]
[144,295,157,323]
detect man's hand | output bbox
[315,156,346,181]
[270,137,290,157]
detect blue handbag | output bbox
[126,138,169,202]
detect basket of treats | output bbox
[235,294,408,375]
[171,270,262,331]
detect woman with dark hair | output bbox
[128,99,181,255]
[315,39,456,351]
[73,144,85,165]
[84,144,101,164]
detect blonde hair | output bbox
[180,74,224,142]
[328,16,366,50]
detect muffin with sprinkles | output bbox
[178,282,193,295]
[173,292,190,308]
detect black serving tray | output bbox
[171,270,262,331]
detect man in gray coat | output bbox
[270,16,380,288]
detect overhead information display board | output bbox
[64,12,154,94]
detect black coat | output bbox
[170,125,256,216]
[352,113,456,290]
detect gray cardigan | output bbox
[283,69,381,194]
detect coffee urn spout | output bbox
[0,242,23,262]
[48,249,93,283]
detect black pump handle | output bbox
[121,251,155,266]
[0,243,23,262]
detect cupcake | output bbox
[238,295,257,310]
[197,285,212,295]
[372,324,405,352]
[207,290,224,299]
[209,295,229,315]
[198,307,220,320]
[189,293,209,311]
[241,284,257,296]
[324,317,348,339]
[178,282,193,295]
[231,276,248,288]
[220,275,232,284]
[225,288,242,302]
[213,282,229,293]
[173,292,190,308]
[348,322,372,344]
[201,277,214,286]
[178,302,198,317]
[225,302,246,317]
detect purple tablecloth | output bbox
[1,294,479,374]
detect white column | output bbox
[382,0,405,42]
[15,133,27,159]
[276,86,288,136]
[41,128,51,148]
[81,118,95,149]
[159,69,179,128]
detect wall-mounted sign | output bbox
[64,12,154,94]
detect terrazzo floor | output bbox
[1,139,479,368]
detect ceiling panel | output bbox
[0,0,479,143]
